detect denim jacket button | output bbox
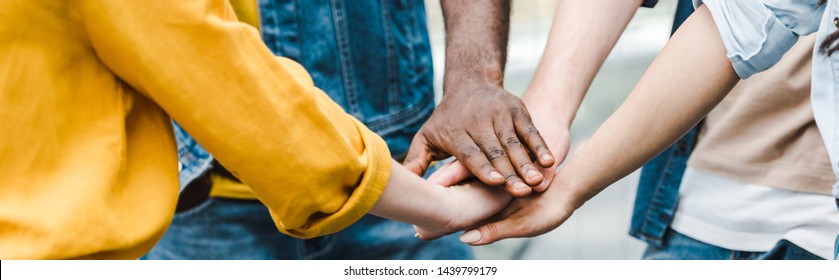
[834,17,839,28]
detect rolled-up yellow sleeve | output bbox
[77,0,391,238]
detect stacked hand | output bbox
[403,85,556,197]
[406,85,578,245]
[413,179,513,240]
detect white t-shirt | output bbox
[671,167,839,259]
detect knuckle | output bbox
[459,147,481,160]
[486,148,507,161]
[484,223,500,240]
[474,134,495,147]
[510,106,522,115]
[503,137,522,149]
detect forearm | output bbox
[523,0,642,126]
[372,161,514,238]
[80,0,392,238]
[440,0,510,92]
[557,6,739,207]
[370,161,453,230]
[405,0,556,195]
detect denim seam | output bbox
[379,0,401,115]
[365,93,433,134]
[636,129,697,245]
[638,147,678,244]
[331,0,362,118]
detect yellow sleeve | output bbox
[228,0,260,28]
[77,0,391,238]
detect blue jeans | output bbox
[143,198,472,260]
[835,231,839,260]
[144,160,473,260]
[643,230,823,260]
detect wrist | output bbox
[524,100,573,138]
[523,95,576,128]
[442,73,504,97]
[415,184,458,233]
[553,167,593,211]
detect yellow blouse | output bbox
[0,0,391,259]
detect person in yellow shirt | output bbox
[143,0,488,260]
[0,0,512,259]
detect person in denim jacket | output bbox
[143,0,500,259]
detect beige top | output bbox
[688,35,834,195]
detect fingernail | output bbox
[414,233,420,238]
[526,169,541,180]
[541,154,554,162]
[459,230,481,244]
[514,182,530,191]
[489,171,504,181]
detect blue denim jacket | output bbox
[631,0,839,248]
[175,0,435,189]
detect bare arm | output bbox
[523,0,643,128]
[403,0,555,197]
[556,5,738,206]
[370,161,512,240]
[428,0,644,191]
[459,5,741,245]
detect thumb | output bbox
[458,220,518,246]
[427,160,474,186]
[533,139,571,192]
[403,136,433,177]
[457,204,531,246]
[459,203,573,246]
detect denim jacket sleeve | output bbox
[693,0,824,78]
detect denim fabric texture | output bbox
[143,162,473,260]
[175,0,435,188]
[173,122,214,190]
[144,200,471,259]
[150,0,470,260]
[643,230,823,260]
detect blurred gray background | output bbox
[423,0,679,259]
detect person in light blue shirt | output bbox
[454,0,839,260]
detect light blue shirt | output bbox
[696,0,839,199]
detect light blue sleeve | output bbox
[693,0,824,79]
